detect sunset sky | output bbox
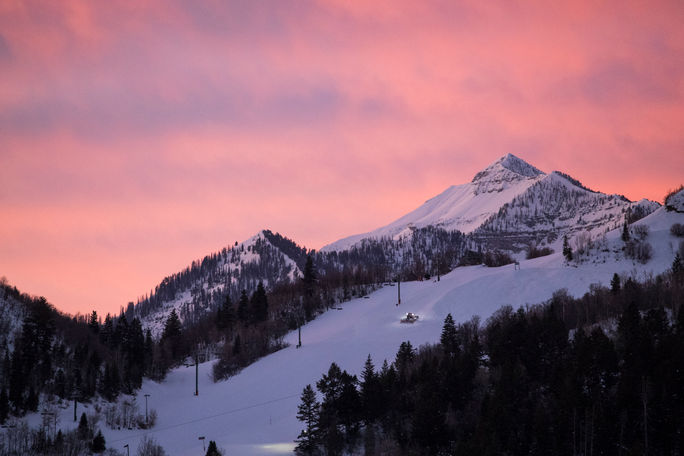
[1,1,683,317]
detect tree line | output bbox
[295,268,684,455]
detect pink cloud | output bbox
[1,0,683,315]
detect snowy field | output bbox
[28,208,683,455]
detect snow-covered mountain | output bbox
[10,164,683,455]
[135,231,302,337]
[135,227,467,336]
[31,199,683,456]
[322,154,660,253]
[135,154,664,334]
[473,171,660,250]
[322,154,545,251]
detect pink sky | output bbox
[1,1,683,317]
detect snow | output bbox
[321,154,659,253]
[10,156,681,455]
[323,154,545,251]
[141,231,302,338]
[25,206,682,455]
[476,171,659,251]
[666,187,684,212]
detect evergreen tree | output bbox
[88,310,99,333]
[100,362,119,401]
[395,341,415,374]
[295,384,320,455]
[72,366,84,401]
[303,255,318,320]
[1,349,9,385]
[673,252,683,275]
[216,302,224,329]
[217,294,236,330]
[25,385,38,411]
[622,221,630,242]
[205,440,221,456]
[114,312,129,349]
[55,430,64,450]
[232,334,241,356]
[161,309,181,341]
[144,329,154,375]
[317,363,344,406]
[91,430,106,453]
[360,355,380,423]
[237,290,249,322]
[126,318,145,390]
[39,349,52,386]
[0,387,8,424]
[317,364,346,456]
[616,301,646,448]
[303,255,317,290]
[100,314,114,349]
[250,282,269,323]
[440,313,458,356]
[562,235,573,261]
[54,368,67,399]
[337,371,360,438]
[342,274,351,302]
[161,309,183,360]
[8,346,23,411]
[78,412,89,440]
[611,273,621,294]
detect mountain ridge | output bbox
[128,154,663,334]
[322,154,659,252]
[134,230,302,337]
[322,154,546,252]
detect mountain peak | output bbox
[473,154,544,183]
[499,153,544,177]
[470,154,544,194]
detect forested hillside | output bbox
[296,268,684,455]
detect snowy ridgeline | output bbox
[60,206,684,455]
[322,154,660,254]
[136,227,471,339]
[132,155,668,341]
[474,172,660,251]
[136,232,302,338]
[4,192,684,456]
[322,154,547,252]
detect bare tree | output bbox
[136,436,166,456]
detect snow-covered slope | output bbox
[323,154,545,251]
[137,156,663,336]
[322,154,660,253]
[36,206,680,455]
[665,187,684,212]
[475,171,660,250]
[577,204,684,267]
[138,231,302,337]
